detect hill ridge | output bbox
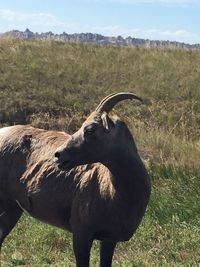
[1,28,200,50]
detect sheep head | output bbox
[54,92,143,170]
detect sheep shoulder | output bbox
[0,125,115,230]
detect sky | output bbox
[0,0,200,44]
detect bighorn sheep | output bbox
[0,92,151,267]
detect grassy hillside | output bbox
[0,38,200,266]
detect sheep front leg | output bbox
[100,241,116,267]
[0,199,23,249]
[73,231,93,267]
[0,199,23,266]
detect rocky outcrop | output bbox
[1,28,200,50]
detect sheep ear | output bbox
[101,113,114,132]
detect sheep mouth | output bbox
[53,156,72,169]
[58,160,70,168]
[57,160,75,170]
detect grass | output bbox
[0,38,200,266]
[1,165,200,266]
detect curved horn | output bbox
[95,92,118,112]
[96,92,143,113]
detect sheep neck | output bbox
[103,147,150,202]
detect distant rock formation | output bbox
[1,28,200,50]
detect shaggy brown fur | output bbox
[0,94,151,267]
[0,125,117,230]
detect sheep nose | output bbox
[54,151,60,159]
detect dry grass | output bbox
[0,38,200,266]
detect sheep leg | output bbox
[100,241,116,267]
[73,231,93,267]
[0,199,23,250]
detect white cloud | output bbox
[0,9,199,44]
[107,0,199,6]
[109,0,197,3]
[76,0,199,6]
[0,9,66,32]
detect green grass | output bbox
[0,38,200,266]
[1,165,200,266]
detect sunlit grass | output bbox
[0,39,200,266]
[1,165,200,266]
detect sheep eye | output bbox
[84,124,98,135]
[85,127,96,135]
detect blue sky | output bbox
[0,0,200,44]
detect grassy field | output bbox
[0,38,200,266]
